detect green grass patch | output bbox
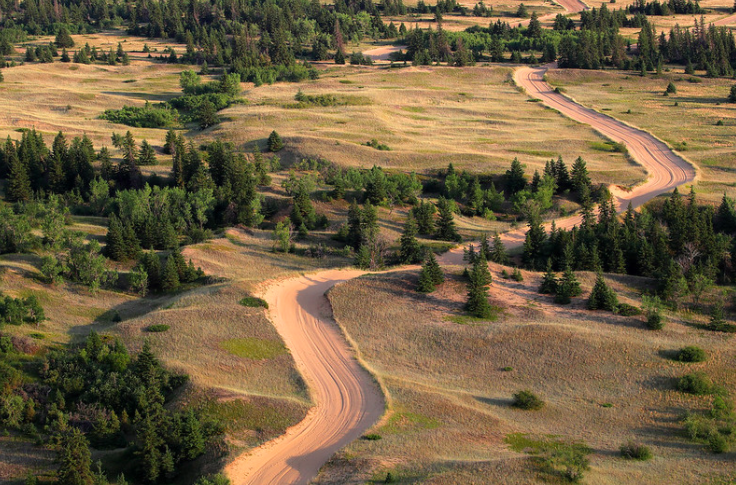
[29,333,45,340]
[445,307,502,325]
[219,337,286,360]
[146,324,170,333]
[197,397,307,440]
[239,297,269,309]
[401,106,425,113]
[509,148,557,158]
[589,140,628,154]
[286,91,371,109]
[382,411,440,435]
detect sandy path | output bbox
[363,44,407,61]
[225,269,384,485]
[713,13,736,26]
[225,51,697,485]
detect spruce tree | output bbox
[163,129,176,155]
[56,428,94,485]
[425,251,444,285]
[571,156,591,194]
[554,265,581,304]
[417,261,436,293]
[435,197,460,242]
[6,154,32,201]
[137,140,158,166]
[538,259,558,294]
[479,233,492,261]
[55,26,75,48]
[267,130,284,152]
[505,158,526,195]
[465,254,493,318]
[587,272,618,311]
[399,213,423,264]
[490,232,508,264]
[161,256,180,291]
[105,215,126,261]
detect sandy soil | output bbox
[224,270,384,485]
[225,42,698,485]
[363,44,408,61]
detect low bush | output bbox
[147,324,170,333]
[676,345,707,363]
[708,432,729,453]
[239,296,269,309]
[362,433,382,440]
[677,372,712,395]
[619,441,652,460]
[512,390,544,410]
[645,313,664,330]
[100,103,178,128]
[616,303,641,316]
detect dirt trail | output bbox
[225,269,384,485]
[225,60,697,485]
[713,13,736,26]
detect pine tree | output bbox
[55,26,75,48]
[505,158,526,195]
[137,140,157,166]
[465,254,493,318]
[554,265,581,304]
[163,129,176,155]
[479,233,492,261]
[6,153,32,201]
[587,272,618,311]
[435,197,460,242]
[180,409,205,460]
[56,428,94,485]
[425,251,444,285]
[490,232,508,264]
[161,256,180,291]
[267,130,284,152]
[571,156,591,194]
[538,259,558,294]
[399,213,423,264]
[105,215,126,261]
[417,261,436,293]
[347,200,363,250]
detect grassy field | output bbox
[325,264,736,483]
[218,65,642,187]
[546,68,736,203]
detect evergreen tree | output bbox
[163,129,176,155]
[505,157,526,195]
[105,215,126,261]
[417,259,437,293]
[538,259,559,294]
[554,265,581,304]
[56,428,94,485]
[197,99,219,129]
[424,250,444,285]
[55,26,75,48]
[6,153,32,201]
[412,200,436,234]
[137,140,157,166]
[399,213,423,264]
[161,256,180,291]
[571,156,591,194]
[490,232,508,264]
[267,130,284,152]
[435,197,461,242]
[346,199,364,250]
[587,272,618,311]
[465,254,493,318]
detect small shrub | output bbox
[501,269,510,279]
[677,372,712,395]
[501,366,513,372]
[646,313,664,330]
[512,268,523,282]
[363,433,382,440]
[29,333,45,340]
[512,390,544,410]
[239,297,269,309]
[616,303,641,316]
[676,346,707,363]
[384,472,394,484]
[716,119,725,126]
[112,311,122,323]
[708,432,729,453]
[147,324,170,333]
[620,441,652,460]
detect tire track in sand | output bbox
[225,65,697,485]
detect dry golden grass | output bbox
[218,65,643,187]
[324,265,736,483]
[546,68,736,203]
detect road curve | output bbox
[225,63,697,485]
[225,269,384,485]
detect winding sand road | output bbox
[225,64,697,485]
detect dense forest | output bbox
[1,0,735,77]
